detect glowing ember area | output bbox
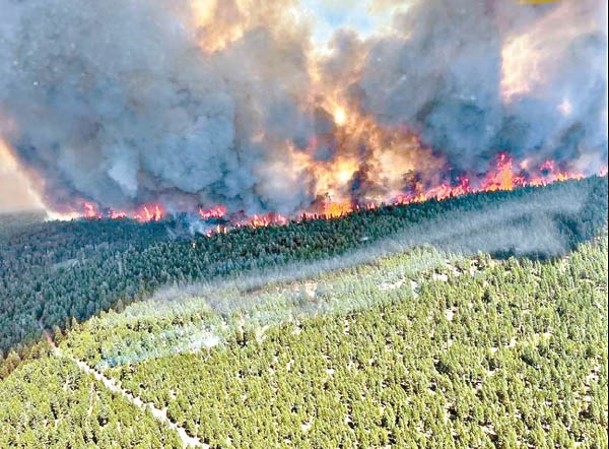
[242,213,289,228]
[78,153,595,234]
[134,205,164,223]
[323,199,353,219]
[80,153,599,244]
[82,203,165,223]
[109,210,127,220]
[482,153,526,192]
[394,178,473,206]
[205,224,229,238]
[199,206,227,221]
[393,154,586,207]
[83,202,102,220]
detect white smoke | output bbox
[86,177,599,368]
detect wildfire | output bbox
[205,224,229,238]
[0,0,604,233]
[288,95,442,208]
[242,213,289,228]
[134,205,164,223]
[394,154,585,207]
[189,0,306,54]
[323,199,353,218]
[501,33,542,102]
[82,202,165,223]
[83,202,102,219]
[333,106,348,127]
[482,153,526,192]
[199,205,227,221]
[109,210,127,220]
[72,153,600,239]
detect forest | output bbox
[1,0,606,445]
[0,229,606,448]
[1,176,607,369]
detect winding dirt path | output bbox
[43,329,206,449]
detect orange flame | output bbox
[242,213,289,228]
[82,202,164,223]
[199,205,227,220]
[79,154,601,239]
[205,224,229,238]
[393,154,585,207]
[109,210,128,220]
[323,198,353,218]
[83,202,102,219]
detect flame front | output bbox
[76,153,592,238]
[83,202,165,223]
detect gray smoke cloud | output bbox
[0,0,606,215]
[338,0,608,173]
[0,0,315,214]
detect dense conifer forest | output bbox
[0,178,607,448]
[0,230,606,448]
[1,176,607,365]
[1,0,606,445]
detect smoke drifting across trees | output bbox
[1,176,606,364]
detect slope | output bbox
[2,175,607,363]
[1,235,606,448]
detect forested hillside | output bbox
[1,233,606,448]
[1,176,607,366]
[0,357,183,447]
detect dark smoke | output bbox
[0,0,606,214]
[0,0,315,214]
[336,0,607,173]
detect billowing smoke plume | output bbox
[0,0,316,214]
[0,0,606,215]
[327,0,607,172]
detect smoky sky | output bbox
[341,0,608,173]
[0,0,606,214]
